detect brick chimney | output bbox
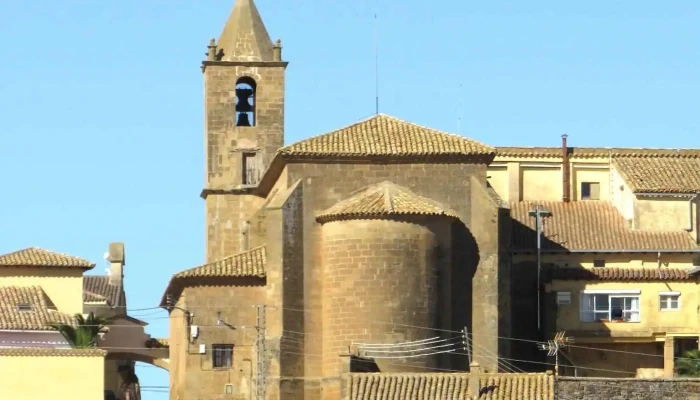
[108,242,125,285]
[562,134,570,202]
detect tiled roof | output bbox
[316,181,458,222]
[509,201,700,252]
[82,291,107,303]
[496,147,700,159]
[345,373,554,400]
[613,157,700,194]
[0,286,75,331]
[0,247,95,269]
[173,246,266,279]
[83,276,123,306]
[145,338,169,348]
[160,246,267,308]
[278,114,495,159]
[0,348,107,357]
[548,267,695,281]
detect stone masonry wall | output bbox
[320,218,452,383]
[177,281,266,400]
[204,64,285,190]
[285,161,503,384]
[557,377,700,400]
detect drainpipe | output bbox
[562,134,570,202]
[687,195,697,233]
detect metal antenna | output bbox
[458,83,463,134]
[374,3,379,114]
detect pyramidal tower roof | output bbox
[217,0,275,62]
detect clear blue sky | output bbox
[0,1,698,398]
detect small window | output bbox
[659,293,681,311]
[213,344,234,368]
[242,152,258,186]
[557,292,571,305]
[593,259,605,268]
[16,303,32,312]
[581,182,600,200]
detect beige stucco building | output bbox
[161,0,700,398]
[494,142,700,378]
[0,244,168,399]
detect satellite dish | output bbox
[103,252,110,260]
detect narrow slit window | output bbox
[242,152,258,185]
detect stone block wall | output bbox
[556,377,700,400]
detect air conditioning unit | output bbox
[199,344,206,354]
[190,325,199,338]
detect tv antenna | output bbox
[374,2,379,114]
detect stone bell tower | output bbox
[202,0,287,262]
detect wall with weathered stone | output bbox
[556,377,700,400]
[171,281,266,400]
[320,217,452,379]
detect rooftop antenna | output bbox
[374,2,379,115]
[457,83,463,134]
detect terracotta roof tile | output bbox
[160,246,267,308]
[82,291,107,303]
[174,246,266,279]
[509,201,700,252]
[279,114,495,159]
[0,247,95,269]
[548,267,695,281]
[0,286,75,331]
[346,373,554,400]
[83,276,123,306]
[613,157,700,194]
[316,181,458,222]
[496,147,700,159]
[0,348,107,357]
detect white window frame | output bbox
[579,290,641,323]
[557,292,572,305]
[659,291,681,311]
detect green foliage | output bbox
[675,349,700,377]
[48,312,111,348]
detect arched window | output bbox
[235,77,256,127]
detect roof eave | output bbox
[513,249,700,254]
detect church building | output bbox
[160,0,512,398]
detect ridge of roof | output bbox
[0,247,95,269]
[316,181,458,223]
[496,146,700,159]
[279,113,495,159]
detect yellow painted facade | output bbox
[549,279,700,338]
[0,350,106,399]
[0,266,84,315]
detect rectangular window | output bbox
[242,152,258,185]
[580,291,640,322]
[557,292,572,305]
[212,344,234,368]
[593,259,605,268]
[659,292,681,311]
[581,182,601,200]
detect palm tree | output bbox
[675,349,700,377]
[49,312,111,348]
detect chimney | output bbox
[468,361,481,399]
[108,242,125,286]
[562,134,570,202]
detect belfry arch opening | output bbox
[235,77,256,127]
